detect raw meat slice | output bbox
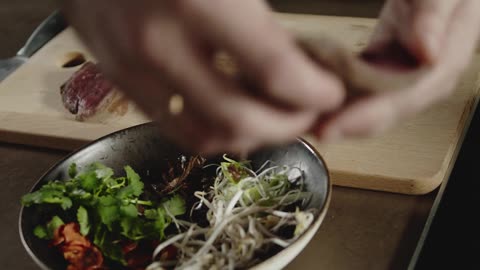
[60,62,128,121]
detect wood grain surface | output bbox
[0,13,478,195]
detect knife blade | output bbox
[0,10,67,82]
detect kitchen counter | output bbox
[0,1,437,269]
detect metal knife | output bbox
[0,10,67,82]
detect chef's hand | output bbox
[314,0,480,141]
[63,0,344,154]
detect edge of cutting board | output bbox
[307,85,480,195]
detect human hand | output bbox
[313,0,480,141]
[63,0,344,154]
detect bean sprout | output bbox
[147,156,316,270]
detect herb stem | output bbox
[125,199,153,206]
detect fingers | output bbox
[97,61,222,154]
[367,0,410,48]
[171,0,344,111]
[65,0,342,154]
[408,0,462,63]
[439,0,480,67]
[139,13,318,152]
[367,0,462,64]
[315,94,397,141]
[315,0,480,141]
[402,0,480,102]
[66,2,224,153]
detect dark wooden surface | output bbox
[0,1,436,270]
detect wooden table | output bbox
[0,1,436,269]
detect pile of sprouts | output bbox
[147,156,316,270]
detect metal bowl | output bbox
[19,122,331,270]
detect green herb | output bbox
[163,194,186,216]
[77,206,90,236]
[68,163,77,178]
[33,216,65,240]
[33,225,48,239]
[120,166,144,198]
[21,163,186,265]
[21,181,72,210]
[47,216,65,236]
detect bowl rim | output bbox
[18,122,331,270]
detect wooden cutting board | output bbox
[0,13,478,195]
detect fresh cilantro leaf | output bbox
[23,162,187,265]
[21,182,65,206]
[119,205,142,240]
[115,166,143,199]
[137,207,170,239]
[33,216,64,240]
[45,181,68,192]
[64,179,80,193]
[120,218,134,238]
[95,166,114,180]
[69,189,92,201]
[21,190,53,206]
[163,194,186,216]
[144,209,158,220]
[46,216,64,238]
[99,195,118,205]
[120,218,149,241]
[60,198,73,210]
[21,186,72,210]
[93,225,127,265]
[120,204,138,218]
[124,166,143,197]
[33,225,48,239]
[48,216,64,230]
[116,186,135,199]
[98,196,120,229]
[77,206,90,236]
[68,163,77,178]
[78,171,100,192]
